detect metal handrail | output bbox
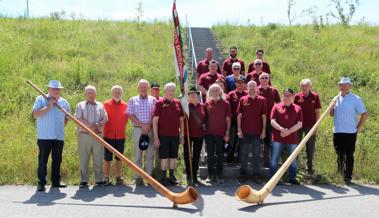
[187,23,197,84]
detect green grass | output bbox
[213,24,379,184]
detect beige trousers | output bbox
[133,127,155,179]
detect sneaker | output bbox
[344,178,354,185]
[79,182,88,189]
[104,177,113,186]
[289,179,300,185]
[37,183,46,192]
[115,176,124,185]
[52,182,67,188]
[95,180,106,186]
[134,178,144,186]
[205,176,212,183]
[158,177,167,186]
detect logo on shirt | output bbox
[278,108,286,114]
[162,103,170,108]
[298,97,304,103]
[243,101,250,106]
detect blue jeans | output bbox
[270,141,298,181]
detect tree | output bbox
[330,0,360,26]
[287,0,296,26]
[135,2,144,30]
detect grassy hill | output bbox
[0,18,378,185]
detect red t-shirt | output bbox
[198,72,225,100]
[248,61,271,74]
[196,59,222,79]
[205,99,231,136]
[103,99,128,140]
[258,85,281,117]
[294,91,321,128]
[270,103,303,144]
[184,103,206,138]
[246,71,271,86]
[222,58,245,76]
[237,95,268,135]
[227,90,248,119]
[154,98,183,136]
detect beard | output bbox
[230,53,237,58]
[113,97,121,102]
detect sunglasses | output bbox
[260,77,269,80]
[254,63,262,66]
[232,68,240,70]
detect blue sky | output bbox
[1,0,378,26]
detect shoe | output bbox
[95,180,106,186]
[307,169,314,175]
[253,175,263,184]
[344,178,354,185]
[104,177,113,186]
[216,176,224,184]
[158,177,167,186]
[289,179,300,185]
[52,182,67,188]
[135,178,144,186]
[277,180,285,186]
[37,183,46,192]
[168,175,180,186]
[205,176,212,183]
[192,176,199,184]
[79,182,88,189]
[238,175,247,183]
[115,176,124,185]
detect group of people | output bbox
[31,47,368,192]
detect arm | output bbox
[179,116,185,144]
[197,85,207,95]
[32,98,55,118]
[224,116,231,142]
[153,116,160,148]
[357,112,368,132]
[315,109,321,121]
[287,121,302,135]
[237,113,243,138]
[260,114,267,139]
[271,119,284,132]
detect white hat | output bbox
[46,80,64,89]
[338,77,352,85]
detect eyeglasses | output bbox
[254,63,262,66]
[232,68,240,70]
[260,77,269,80]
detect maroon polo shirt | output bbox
[270,102,303,144]
[205,99,231,137]
[154,98,183,136]
[222,58,245,76]
[196,59,222,79]
[237,95,268,135]
[227,90,248,119]
[198,72,225,100]
[184,103,206,138]
[258,85,281,117]
[246,71,271,86]
[294,91,321,128]
[248,61,271,74]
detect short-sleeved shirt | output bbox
[198,72,225,100]
[246,71,271,86]
[225,75,246,93]
[103,99,128,139]
[222,58,245,76]
[32,95,70,141]
[154,98,184,136]
[205,99,231,136]
[127,95,156,125]
[270,103,303,144]
[184,103,206,138]
[248,61,271,74]
[294,91,321,128]
[75,100,108,133]
[227,90,248,119]
[258,85,281,117]
[196,59,222,78]
[333,92,367,133]
[237,95,268,135]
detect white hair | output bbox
[232,62,241,68]
[247,80,257,88]
[84,85,96,93]
[164,82,176,91]
[259,72,270,79]
[206,48,213,52]
[138,79,149,87]
[207,83,226,101]
[111,85,123,92]
[254,59,263,64]
[300,78,312,86]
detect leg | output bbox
[215,136,224,178]
[270,141,283,178]
[287,144,298,181]
[344,133,357,180]
[51,140,64,185]
[263,121,272,167]
[192,137,203,180]
[37,140,52,186]
[205,135,216,177]
[78,133,91,183]
[239,136,250,177]
[228,120,238,162]
[103,138,114,179]
[92,138,105,183]
[251,136,261,177]
[333,133,345,175]
[133,127,143,179]
[183,136,191,178]
[304,128,316,173]
[145,130,155,176]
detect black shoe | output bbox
[95,181,106,186]
[216,176,224,184]
[159,177,167,186]
[253,175,263,184]
[169,176,180,186]
[134,178,144,186]
[104,177,113,186]
[52,182,67,188]
[205,176,212,183]
[192,176,199,184]
[307,169,314,175]
[289,179,300,185]
[37,183,46,192]
[344,178,354,185]
[79,182,88,189]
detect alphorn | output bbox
[235,96,338,204]
[27,80,198,207]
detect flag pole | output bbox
[184,114,194,183]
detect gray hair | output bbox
[259,72,270,79]
[206,83,226,101]
[111,85,123,92]
[164,82,176,91]
[232,62,241,68]
[138,79,149,87]
[254,59,263,64]
[300,78,312,86]
[84,85,96,93]
[206,48,213,52]
[247,80,257,88]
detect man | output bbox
[196,48,222,80]
[127,79,157,186]
[258,73,281,167]
[32,80,70,192]
[248,49,271,74]
[226,78,247,163]
[151,82,162,101]
[75,85,108,188]
[330,77,368,184]
[183,87,206,184]
[198,60,225,101]
[204,84,231,184]
[294,79,321,175]
[222,46,245,76]
[237,81,268,183]
[225,62,246,93]
[246,59,271,86]
[270,88,303,185]
[103,85,128,185]
[153,83,184,186]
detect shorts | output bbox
[158,135,179,159]
[104,138,125,161]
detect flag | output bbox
[172,0,189,116]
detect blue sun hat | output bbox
[46,80,64,89]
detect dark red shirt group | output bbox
[184,103,206,138]
[154,98,184,137]
[222,58,245,76]
[294,91,321,128]
[227,90,248,120]
[205,99,231,137]
[237,95,268,135]
[196,59,222,78]
[247,60,271,74]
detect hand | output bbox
[280,128,290,137]
[224,133,230,142]
[154,136,160,148]
[141,124,151,134]
[260,130,266,139]
[357,125,364,133]
[180,135,185,145]
[237,129,243,139]
[48,98,57,108]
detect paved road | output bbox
[1,181,378,218]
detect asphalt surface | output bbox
[1,181,378,218]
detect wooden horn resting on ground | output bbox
[27,80,198,207]
[235,96,338,204]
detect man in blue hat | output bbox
[330,77,368,184]
[32,80,70,192]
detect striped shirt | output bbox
[75,100,108,133]
[333,92,367,133]
[127,95,157,125]
[32,95,70,140]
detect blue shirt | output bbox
[225,75,246,93]
[333,92,366,133]
[32,95,70,140]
